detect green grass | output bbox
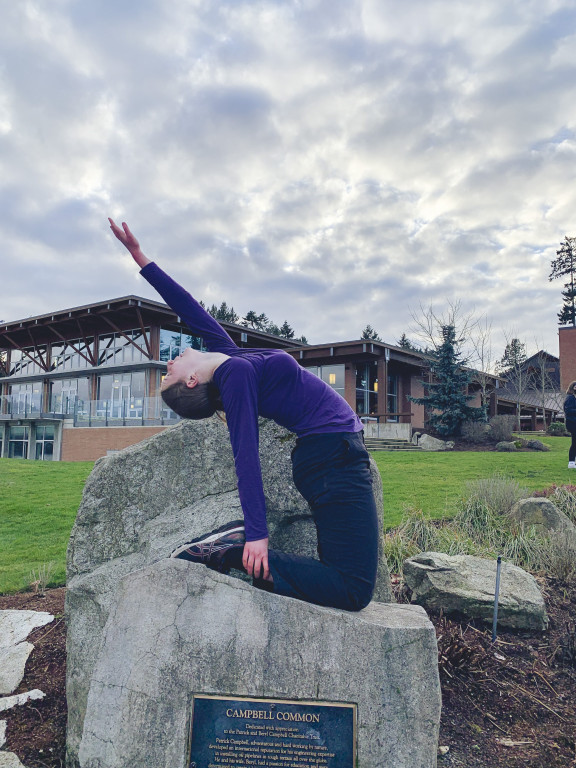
[372,436,572,529]
[0,458,94,594]
[0,436,572,594]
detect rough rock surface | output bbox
[509,497,576,537]
[418,434,454,451]
[77,560,440,768]
[0,719,5,747]
[0,612,53,648]
[0,691,45,714]
[66,418,393,767]
[0,643,34,696]
[0,753,27,768]
[0,609,53,696]
[404,552,548,630]
[495,441,517,451]
[526,439,550,451]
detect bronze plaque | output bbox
[188,694,357,768]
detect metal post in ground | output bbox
[492,556,502,643]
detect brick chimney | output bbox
[559,326,576,391]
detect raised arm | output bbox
[108,218,151,269]
[108,217,237,353]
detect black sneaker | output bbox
[170,520,245,570]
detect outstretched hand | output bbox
[108,218,151,268]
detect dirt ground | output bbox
[0,581,575,768]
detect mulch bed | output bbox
[1,582,575,768]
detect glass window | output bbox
[97,371,146,419]
[7,382,43,415]
[35,425,55,461]
[355,363,378,415]
[50,338,93,371]
[50,378,90,414]
[8,425,29,459]
[307,365,345,397]
[387,375,398,422]
[9,347,48,376]
[159,327,204,361]
[98,329,150,366]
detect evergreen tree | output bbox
[496,338,527,376]
[397,332,420,351]
[361,324,382,341]
[242,311,269,330]
[549,235,576,326]
[408,325,485,436]
[279,321,295,339]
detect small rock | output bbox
[0,719,6,747]
[495,441,517,452]
[0,643,34,695]
[526,439,550,452]
[0,752,27,767]
[419,434,453,451]
[0,611,53,648]
[0,690,45,713]
[438,745,450,756]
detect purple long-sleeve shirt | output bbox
[141,262,363,541]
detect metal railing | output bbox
[72,397,180,427]
[0,395,180,427]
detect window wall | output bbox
[51,338,93,371]
[159,328,204,361]
[7,381,43,414]
[50,378,90,414]
[8,425,29,458]
[35,425,55,460]
[9,347,48,376]
[305,365,346,398]
[98,329,151,366]
[97,371,146,418]
[387,375,398,421]
[355,362,378,415]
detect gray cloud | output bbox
[1,0,575,361]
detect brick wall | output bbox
[61,426,169,461]
[559,327,576,392]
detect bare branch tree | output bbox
[496,331,532,430]
[409,300,480,359]
[468,317,495,421]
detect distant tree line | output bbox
[200,301,308,344]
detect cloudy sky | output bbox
[2,0,576,365]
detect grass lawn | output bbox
[0,436,572,594]
[372,435,572,528]
[0,458,94,594]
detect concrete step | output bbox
[365,438,421,452]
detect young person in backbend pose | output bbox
[109,217,378,611]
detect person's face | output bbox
[161,347,204,390]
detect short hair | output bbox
[566,381,576,395]
[161,381,223,420]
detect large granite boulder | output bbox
[66,418,393,768]
[404,552,548,630]
[508,497,576,537]
[77,560,441,768]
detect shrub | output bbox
[548,421,568,436]
[463,476,527,517]
[488,414,517,442]
[542,531,576,580]
[461,420,489,443]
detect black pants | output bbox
[568,421,576,462]
[266,432,379,611]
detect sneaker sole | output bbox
[170,520,245,559]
